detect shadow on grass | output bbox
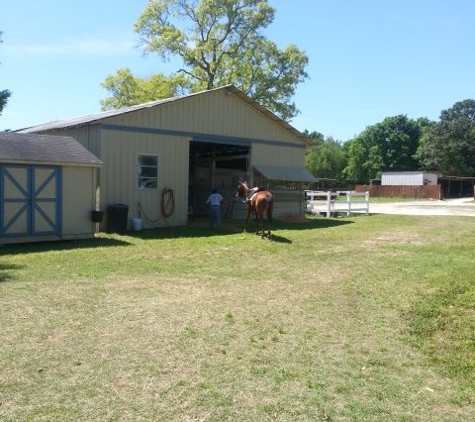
[0,236,132,256]
[0,217,354,255]
[127,217,354,241]
[0,263,24,283]
[274,218,355,231]
[268,234,293,244]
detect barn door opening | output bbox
[188,141,249,215]
[0,165,62,238]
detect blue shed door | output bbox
[0,165,62,238]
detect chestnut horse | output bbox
[236,181,274,238]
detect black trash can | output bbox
[107,204,129,234]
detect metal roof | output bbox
[18,85,312,146]
[0,132,102,166]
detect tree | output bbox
[343,115,422,183]
[305,132,347,182]
[416,100,475,176]
[102,0,308,120]
[0,90,9,117]
[0,31,11,117]
[101,69,191,110]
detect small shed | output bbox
[381,171,439,186]
[0,132,102,245]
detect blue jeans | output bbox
[209,206,221,229]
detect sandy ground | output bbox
[190,198,475,228]
[367,197,475,216]
[307,197,475,217]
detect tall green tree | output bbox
[305,132,347,182]
[102,0,308,120]
[343,115,422,183]
[101,69,191,110]
[416,99,475,176]
[0,32,11,117]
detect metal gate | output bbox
[0,165,62,238]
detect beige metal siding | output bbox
[251,143,306,167]
[273,191,305,216]
[100,130,189,229]
[33,125,102,158]
[105,89,303,146]
[62,166,97,238]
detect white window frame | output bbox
[137,154,158,190]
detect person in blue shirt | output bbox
[206,188,224,229]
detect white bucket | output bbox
[132,218,143,231]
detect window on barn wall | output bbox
[137,154,158,189]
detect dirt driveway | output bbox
[368,197,475,216]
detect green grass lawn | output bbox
[1,215,474,421]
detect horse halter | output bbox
[235,183,249,203]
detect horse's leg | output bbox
[266,203,273,238]
[253,203,264,237]
[243,206,251,232]
[261,213,266,238]
[258,213,264,237]
[266,209,272,238]
[257,210,265,238]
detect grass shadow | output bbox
[269,234,293,244]
[273,217,355,231]
[0,236,132,256]
[0,263,24,282]
[0,217,356,253]
[127,217,355,241]
[126,225,240,241]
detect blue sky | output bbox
[1,0,474,141]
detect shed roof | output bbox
[0,132,102,166]
[18,85,312,146]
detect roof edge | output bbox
[18,85,312,147]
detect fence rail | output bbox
[305,190,370,217]
[355,184,441,199]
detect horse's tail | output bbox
[264,193,273,213]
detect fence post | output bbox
[326,191,332,217]
[365,191,370,215]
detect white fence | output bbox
[305,190,370,217]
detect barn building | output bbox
[0,132,102,244]
[19,85,316,231]
[381,171,439,186]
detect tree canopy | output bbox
[0,32,11,117]
[416,99,475,176]
[101,69,191,110]
[343,115,424,183]
[102,0,308,120]
[303,100,475,185]
[305,131,347,182]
